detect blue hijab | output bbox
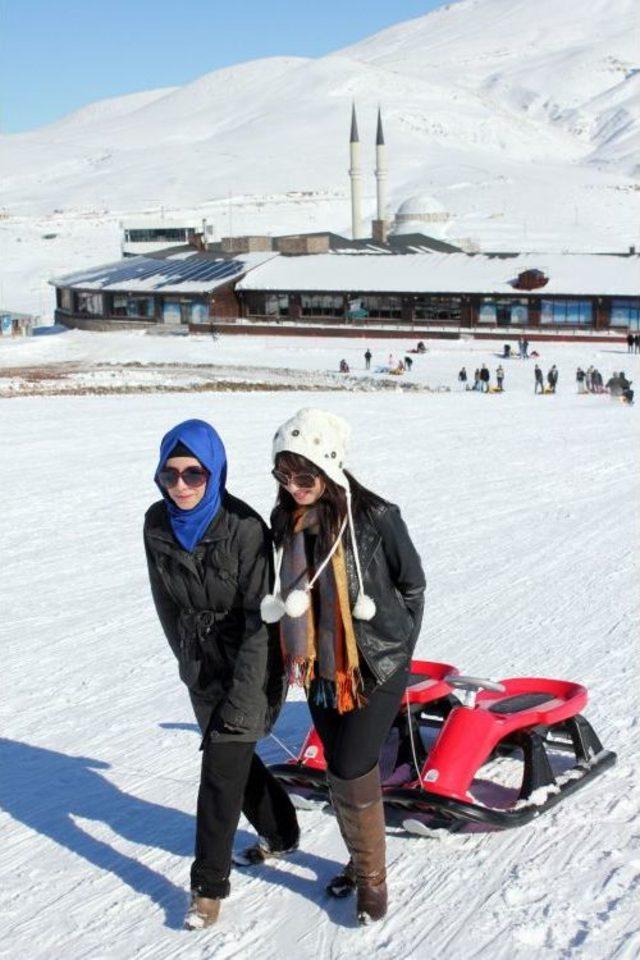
[155,419,227,552]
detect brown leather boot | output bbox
[184,893,221,930]
[328,766,388,924]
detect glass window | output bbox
[126,228,191,243]
[265,294,290,317]
[360,296,401,319]
[540,299,593,325]
[59,288,72,311]
[190,300,208,324]
[75,292,103,316]
[112,294,154,318]
[611,298,640,330]
[301,295,343,317]
[414,297,461,321]
[478,300,497,323]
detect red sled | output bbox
[268,660,617,831]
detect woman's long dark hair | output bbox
[270,451,387,552]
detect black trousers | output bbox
[191,743,299,899]
[308,666,408,781]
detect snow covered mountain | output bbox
[1,0,639,313]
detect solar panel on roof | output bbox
[58,256,245,290]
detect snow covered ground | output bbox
[1,333,638,958]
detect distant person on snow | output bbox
[416,341,426,354]
[339,359,350,374]
[627,333,635,353]
[547,365,558,393]
[496,365,505,391]
[144,420,298,930]
[606,372,623,396]
[619,371,634,404]
[473,368,481,391]
[404,356,413,371]
[576,368,586,393]
[458,366,467,390]
[364,349,372,371]
[634,334,640,354]
[534,364,544,394]
[523,339,529,358]
[480,364,490,392]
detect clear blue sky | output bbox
[1,0,448,133]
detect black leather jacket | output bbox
[144,493,286,742]
[344,502,426,686]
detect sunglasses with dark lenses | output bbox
[158,466,209,489]
[271,467,318,489]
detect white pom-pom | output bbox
[352,592,376,621]
[284,589,310,618]
[260,594,286,623]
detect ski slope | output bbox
[1,333,638,959]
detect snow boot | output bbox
[327,766,388,924]
[233,836,299,867]
[184,892,221,930]
[326,858,357,898]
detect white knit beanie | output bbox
[272,407,350,489]
[261,408,376,624]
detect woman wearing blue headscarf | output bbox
[144,419,299,930]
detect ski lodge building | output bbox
[52,238,639,339]
[50,106,639,340]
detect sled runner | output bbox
[269,665,616,830]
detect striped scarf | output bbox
[279,508,363,713]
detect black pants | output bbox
[308,666,408,780]
[191,743,299,899]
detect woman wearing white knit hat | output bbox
[259,407,426,924]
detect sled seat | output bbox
[405,659,459,706]
[488,693,559,714]
[475,677,588,729]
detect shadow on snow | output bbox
[0,703,350,929]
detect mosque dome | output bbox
[392,194,451,237]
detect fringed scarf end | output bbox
[286,656,315,689]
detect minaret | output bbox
[349,103,363,240]
[375,107,387,222]
[371,107,389,243]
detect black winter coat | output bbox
[144,493,286,742]
[343,502,426,686]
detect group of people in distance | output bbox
[626,333,640,353]
[503,338,531,359]
[359,349,414,375]
[534,364,559,394]
[577,367,634,403]
[458,365,505,392]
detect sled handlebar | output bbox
[445,674,506,708]
[445,675,506,693]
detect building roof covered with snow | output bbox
[237,252,639,297]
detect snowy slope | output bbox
[1,334,638,959]
[1,0,639,284]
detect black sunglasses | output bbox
[271,467,318,490]
[158,466,209,489]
